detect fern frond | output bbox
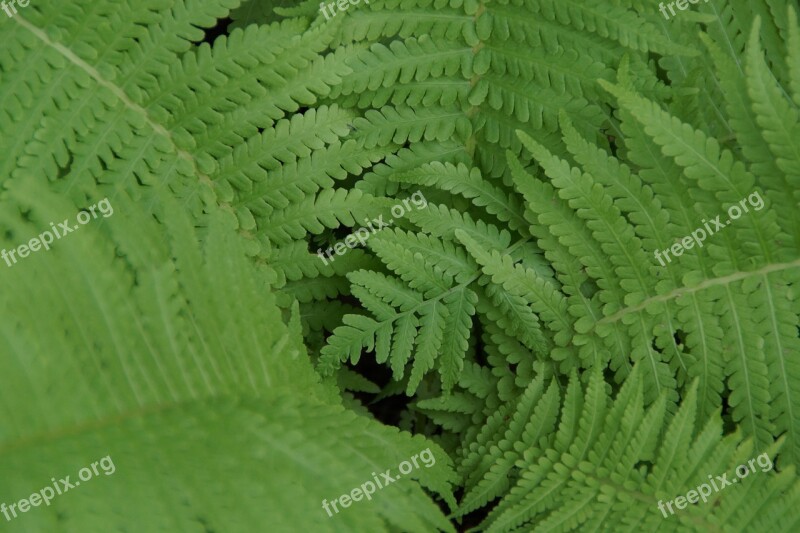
[476,365,798,532]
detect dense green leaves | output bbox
[2,0,800,531]
[0,181,455,532]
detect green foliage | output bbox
[465,365,797,532]
[0,1,455,530]
[0,180,456,532]
[2,0,800,531]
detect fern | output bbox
[3,0,800,531]
[0,2,456,530]
[470,365,798,532]
[315,2,800,527]
[319,1,800,466]
[0,180,455,532]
